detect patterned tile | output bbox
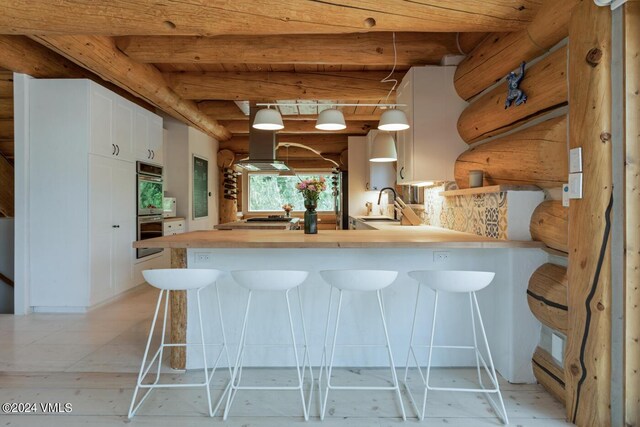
[422,182,509,240]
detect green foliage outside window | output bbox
[139,181,163,209]
[248,173,335,212]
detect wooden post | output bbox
[566,1,612,425]
[217,149,237,224]
[170,248,187,370]
[624,2,640,424]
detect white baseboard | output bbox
[32,306,87,314]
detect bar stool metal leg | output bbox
[319,288,406,421]
[472,292,509,424]
[223,290,253,421]
[224,287,313,421]
[128,289,167,418]
[376,289,407,421]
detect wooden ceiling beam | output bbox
[116,32,460,65]
[167,71,402,101]
[30,35,231,141]
[221,120,374,135]
[0,1,540,35]
[0,141,13,159]
[0,119,13,140]
[0,154,14,217]
[0,98,13,120]
[199,100,382,121]
[0,35,157,111]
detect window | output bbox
[248,173,335,212]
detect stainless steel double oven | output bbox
[136,162,164,259]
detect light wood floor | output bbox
[0,285,570,426]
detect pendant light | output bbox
[370,132,397,162]
[377,32,410,132]
[253,107,284,130]
[315,108,346,131]
[378,108,410,131]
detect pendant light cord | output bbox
[381,32,398,105]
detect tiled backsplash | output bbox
[421,182,508,240]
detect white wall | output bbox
[187,127,219,231]
[347,136,381,216]
[0,218,14,313]
[13,73,31,315]
[163,116,219,231]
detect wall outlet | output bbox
[433,251,450,263]
[193,252,211,264]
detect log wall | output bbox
[457,46,567,144]
[530,201,568,253]
[565,2,612,425]
[454,116,568,189]
[624,2,640,424]
[454,0,580,101]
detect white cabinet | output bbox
[135,106,163,165]
[89,84,134,162]
[29,79,138,312]
[163,218,185,235]
[365,130,396,191]
[396,66,468,184]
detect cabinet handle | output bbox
[365,182,370,190]
[399,167,405,180]
[112,225,120,228]
[115,145,120,156]
[147,149,151,159]
[151,150,155,159]
[112,144,116,155]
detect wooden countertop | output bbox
[215,218,300,230]
[133,227,544,249]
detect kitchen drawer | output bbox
[163,220,185,235]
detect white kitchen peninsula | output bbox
[135,228,547,383]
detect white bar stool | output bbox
[403,270,508,424]
[128,269,231,418]
[318,270,406,421]
[223,270,313,421]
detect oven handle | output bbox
[138,216,163,223]
[138,174,163,183]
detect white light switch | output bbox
[569,147,583,173]
[568,173,583,199]
[562,183,570,207]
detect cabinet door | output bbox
[113,97,134,162]
[111,159,135,293]
[89,155,114,305]
[148,114,163,165]
[134,107,150,162]
[89,84,114,159]
[396,76,413,184]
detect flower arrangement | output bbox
[295,176,327,201]
[282,203,293,216]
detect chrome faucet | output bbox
[377,187,398,220]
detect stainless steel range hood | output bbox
[235,107,289,172]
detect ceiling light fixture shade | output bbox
[315,109,346,131]
[370,132,397,162]
[253,108,284,130]
[378,109,410,131]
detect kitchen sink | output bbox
[360,217,399,222]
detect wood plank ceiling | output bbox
[0,1,541,166]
